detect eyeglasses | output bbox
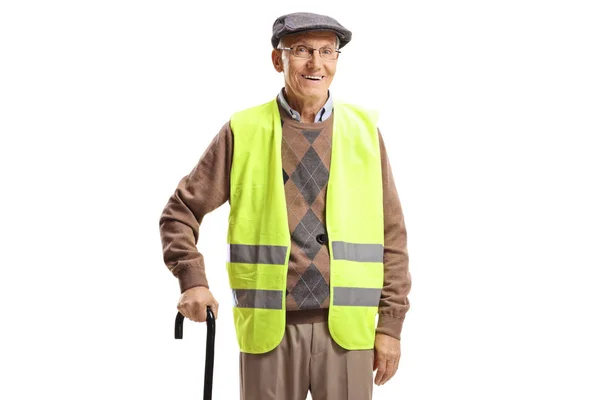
[280,45,341,61]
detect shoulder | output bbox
[333,99,379,124]
[231,99,277,124]
[229,98,279,135]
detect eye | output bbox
[295,45,309,53]
[322,47,334,55]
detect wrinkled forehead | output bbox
[284,30,338,47]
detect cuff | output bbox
[376,313,405,340]
[177,265,209,293]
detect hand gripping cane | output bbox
[175,307,216,400]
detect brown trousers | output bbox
[239,320,374,400]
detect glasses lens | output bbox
[320,47,337,60]
[293,46,310,58]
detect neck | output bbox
[284,87,327,123]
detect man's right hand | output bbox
[177,286,219,322]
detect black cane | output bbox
[175,306,216,400]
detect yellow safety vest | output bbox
[227,98,384,354]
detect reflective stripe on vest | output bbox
[232,289,283,309]
[227,244,288,264]
[227,98,384,354]
[333,287,382,307]
[331,241,384,263]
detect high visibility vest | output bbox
[227,98,384,354]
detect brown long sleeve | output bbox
[158,121,233,293]
[375,130,412,340]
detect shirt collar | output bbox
[277,88,333,123]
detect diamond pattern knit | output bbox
[280,109,333,311]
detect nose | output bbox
[306,49,325,68]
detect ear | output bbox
[271,49,284,73]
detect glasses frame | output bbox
[280,45,341,61]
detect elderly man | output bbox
[159,12,411,400]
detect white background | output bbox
[1,0,599,399]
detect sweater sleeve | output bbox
[159,121,233,293]
[376,128,412,340]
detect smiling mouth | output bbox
[302,75,325,81]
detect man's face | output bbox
[272,31,338,103]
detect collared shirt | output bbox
[277,88,334,122]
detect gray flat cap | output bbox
[271,12,352,49]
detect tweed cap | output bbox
[271,12,352,49]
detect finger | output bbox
[388,355,401,383]
[181,303,196,321]
[374,357,386,386]
[177,303,187,319]
[178,302,187,320]
[209,301,219,319]
[186,301,198,322]
[182,303,194,322]
[380,359,396,385]
[196,301,207,322]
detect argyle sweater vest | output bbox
[279,105,334,312]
